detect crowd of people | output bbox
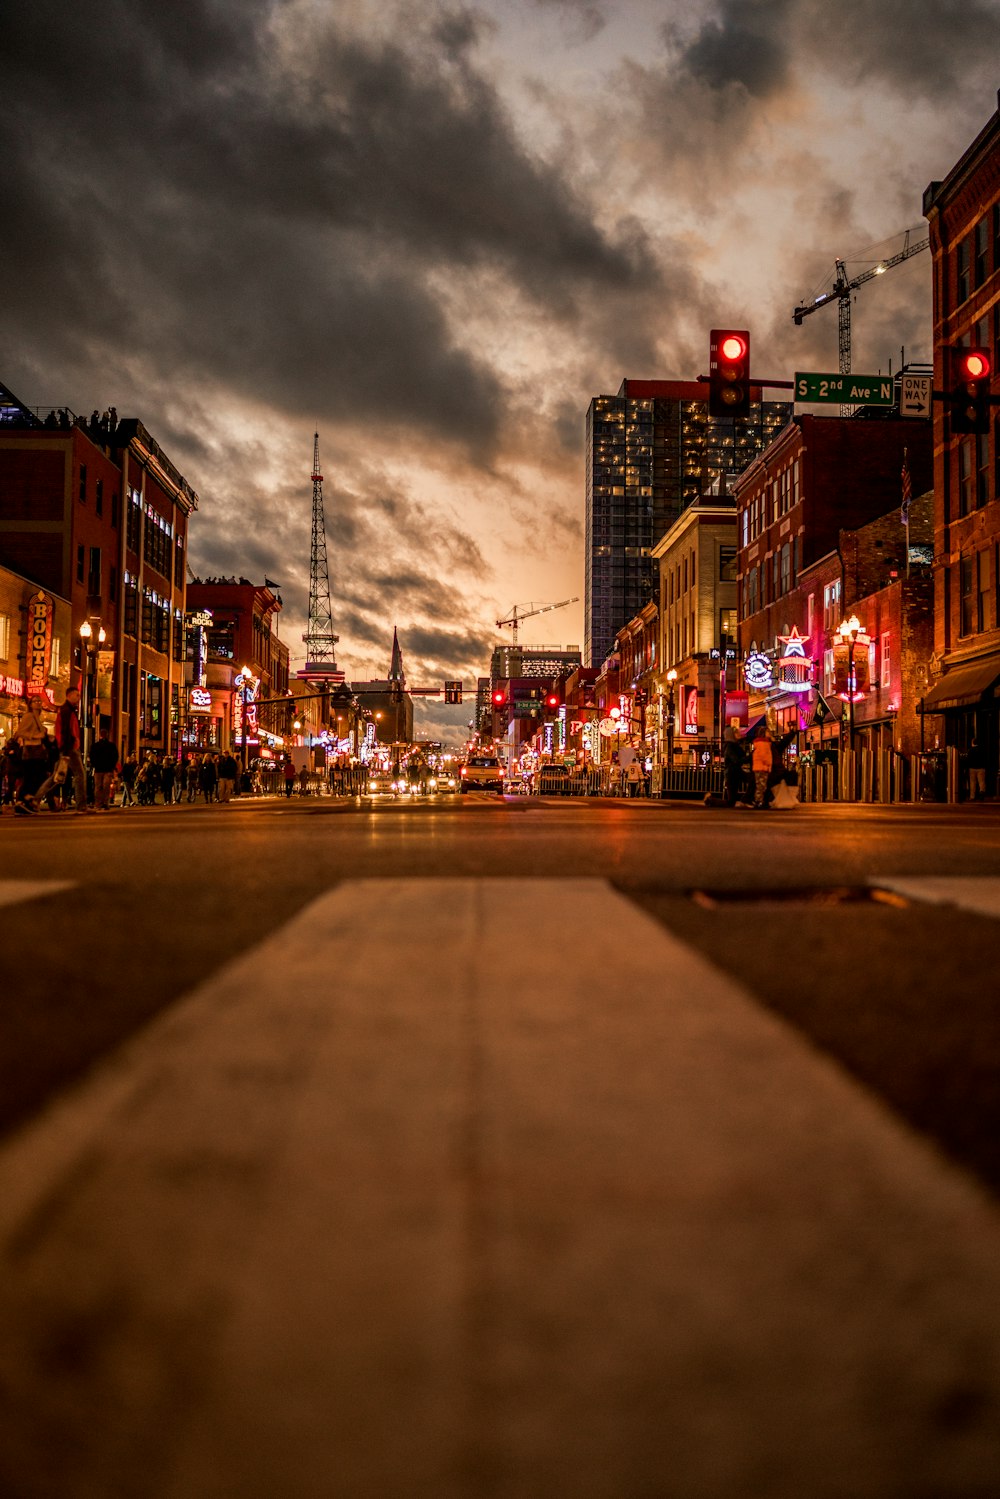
[0,689,271,816]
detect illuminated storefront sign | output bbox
[682,685,699,736]
[776,627,813,694]
[743,650,773,692]
[26,591,54,695]
[190,687,212,713]
[1,673,25,697]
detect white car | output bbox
[460,756,505,794]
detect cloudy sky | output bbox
[2,0,998,742]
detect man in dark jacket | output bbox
[89,727,119,810]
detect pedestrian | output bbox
[751,726,773,809]
[767,730,797,809]
[217,750,238,802]
[283,758,295,798]
[89,726,120,810]
[36,687,90,813]
[119,752,138,806]
[624,759,643,798]
[198,752,217,803]
[967,738,987,801]
[11,698,49,813]
[160,756,176,805]
[298,763,310,796]
[722,726,749,807]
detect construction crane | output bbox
[496,597,579,647]
[792,227,930,381]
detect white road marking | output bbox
[0,879,75,908]
[874,875,1000,918]
[1,878,1000,1498]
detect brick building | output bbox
[735,414,934,749]
[921,92,1000,784]
[185,578,290,761]
[0,562,72,749]
[0,384,196,758]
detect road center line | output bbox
[1,878,1000,1498]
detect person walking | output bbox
[89,727,120,810]
[217,750,238,802]
[967,738,987,801]
[751,726,773,809]
[11,699,49,813]
[160,756,176,806]
[283,758,296,798]
[722,726,748,807]
[36,687,91,813]
[119,752,138,806]
[198,752,217,804]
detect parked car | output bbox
[536,764,571,795]
[460,756,505,794]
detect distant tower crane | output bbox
[496,597,579,648]
[792,227,930,384]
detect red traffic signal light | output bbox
[491,689,506,706]
[950,345,992,434]
[709,328,751,419]
[544,691,559,708]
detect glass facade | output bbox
[585,385,790,666]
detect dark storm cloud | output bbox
[672,0,793,99]
[0,0,658,458]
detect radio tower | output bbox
[298,432,345,683]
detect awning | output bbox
[921,654,1000,711]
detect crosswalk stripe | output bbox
[1,878,1000,1497]
[0,879,75,909]
[873,875,1000,918]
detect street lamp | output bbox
[665,668,677,769]
[838,615,862,750]
[78,619,106,757]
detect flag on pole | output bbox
[900,449,912,526]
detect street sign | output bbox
[794,372,894,406]
[899,373,932,418]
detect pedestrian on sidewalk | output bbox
[722,726,748,807]
[283,758,295,798]
[198,752,218,803]
[36,687,90,813]
[119,752,138,806]
[751,727,773,809]
[968,738,987,801]
[89,727,119,810]
[11,699,48,813]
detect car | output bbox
[459,755,505,794]
[536,764,571,795]
[431,770,458,793]
[361,771,400,800]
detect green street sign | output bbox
[794,372,895,406]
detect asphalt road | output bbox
[3,792,1000,1498]
[3,792,999,1189]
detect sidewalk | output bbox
[2,879,1000,1498]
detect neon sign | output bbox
[26,591,54,695]
[190,687,212,712]
[682,685,699,736]
[776,627,813,694]
[744,650,773,691]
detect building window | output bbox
[779,543,791,597]
[719,545,737,582]
[79,465,87,503]
[957,235,970,305]
[978,551,990,634]
[719,608,737,648]
[127,490,142,551]
[0,612,9,661]
[976,433,990,508]
[51,637,61,679]
[974,216,989,289]
[823,579,841,630]
[87,546,101,600]
[960,555,975,637]
[880,632,891,690]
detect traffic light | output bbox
[709,329,751,419]
[491,689,506,706]
[544,690,560,708]
[949,346,992,434]
[444,680,462,704]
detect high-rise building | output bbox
[584,379,791,666]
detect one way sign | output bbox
[899,373,931,419]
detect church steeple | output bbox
[388,626,405,686]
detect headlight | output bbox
[368,782,376,794]
[428,777,437,788]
